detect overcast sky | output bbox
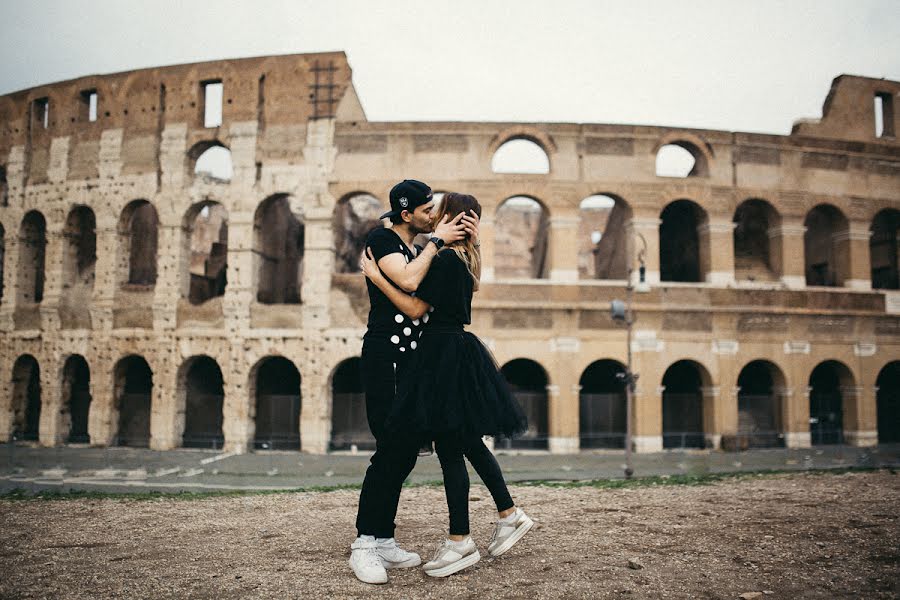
[1,0,898,134]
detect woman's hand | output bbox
[360,247,384,282]
[462,209,480,246]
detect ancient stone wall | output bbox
[0,58,898,454]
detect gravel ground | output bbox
[1,470,898,599]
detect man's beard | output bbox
[409,220,433,235]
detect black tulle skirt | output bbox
[386,328,528,440]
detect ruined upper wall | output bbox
[792,75,900,142]
[0,52,357,180]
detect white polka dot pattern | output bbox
[395,314,404,323]
[390,335,400,344]
[403,327,412,336]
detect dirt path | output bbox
[1,471,898,599]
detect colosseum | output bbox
[0,52,897,455]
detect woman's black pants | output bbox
[435,435,515,536]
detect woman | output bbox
[360,192,533,578]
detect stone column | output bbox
[38,355,62,446]
[39,221,64,331]
[784,386,812,448]
[0,230,19,332]
[89,219,118,331]
[300,370,330,454]
[152,222,181,330]
[479,215,496,282]
[701,386,722,449]
[546,384,574,453]
[548,212,579,282]
[770,218,807,288]
[222,350,251,454]
[222,211,254,331]
[626,217,661,285]
[698,220,736,285]
[837,221,873,290]
[842,385,877,446]
[150,357,179,451]
[301,207,335,330]
[633,383,663,453]
[87,351,113,447]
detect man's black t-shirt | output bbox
[364,227,426,353]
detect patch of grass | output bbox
[0,467,889,502]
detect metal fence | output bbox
[579,393,626,449]
[253,394,301,450]
[330,392,376,451]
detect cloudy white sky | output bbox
[1,0,898,134]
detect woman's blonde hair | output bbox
[431,192,482,290]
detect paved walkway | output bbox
[1,442,897,494]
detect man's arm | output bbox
[378,212,470,292]
[362,248,430,320]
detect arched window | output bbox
[491,139,550,174]
[809,360,854,445]
[495,196,550,279]
[736,360,786,448]
[114,355,153,447]
[333,193,384,274]
[254,195,304,304]
[183,201,228,305]
[179,356,225,449]
[733,199,781,282]
[579,360,626,448]
[499,359,549,449]
[655,141,708,178]
[61,355,91,444]
[252,356,301,450]
[0,165,7,206]
[661,360,710,449]
[660,200,708,283]
[11,355,41,442]
[876,361,900,443]
[578,195,631,280]
[191,142,232,182]
[330,357,374,451]
[118,200,158,287]
[17,211,47,304]
[804,204,849,287]
[870,209,899,290]
[61,206,97,328]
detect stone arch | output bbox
[10,355,41,442]
[60,205,97,328]
[736,359,787,448]
[254,194,304,304]
[495,195,551,279]
[579,194,632,280]
[17,210,47,304]
[579,359,627,448]
[804,203,850,287]
[177,355,225,449]
[332,191,383,274]
[189,140,232,182]
[113,355,153,447]
[488,126,557,157]
[661,359,713,449]
[808,360,855,445]
[659,199,708,283]
[60,354,91,444]
[500,358,550,449]
[249,356,301,450]
[329,356,374,451]
[875,361,900,443]
[653,133,713,178]
[182,200,228,305]
[491,138,551,174]
[117,199,158,287]
[870,208,899,290]
[733,199,782,282]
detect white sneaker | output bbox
[423,537,481,577]
[376,537,421,569]
[487,508,534,557]
[349,537,388,584]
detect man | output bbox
[349,179,478,584]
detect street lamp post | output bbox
[611,234,648,480]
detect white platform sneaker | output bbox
[376,537,421,569]
[487,508,534,557]
[423,537,481,578]
[349,537,388,584]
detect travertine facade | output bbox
[0,52,897,454]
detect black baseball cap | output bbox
[379,179,434,220]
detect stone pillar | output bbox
[548,213,579,282]
[480,215,496,282]
[89,219,118,331]
[770,218,807,288]
[300,371,330,454]
[784,386,812,448]
[150,358,179,450]
[222,351,251,454]
[152,222,181,330]
[701,386,722,449]
[87,352,113,447]
[626,217,661,285]
[39,221,64,331]
[546,384,575,453]
[633,383,663,453]
[838,221,873,290]
[301,207,335,330]
[842,385,877,446]
[222,212,254,331]
[0,230,18,332]
[38,355,62,446]
[698,220,736,285]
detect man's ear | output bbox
[401,209,412,223]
